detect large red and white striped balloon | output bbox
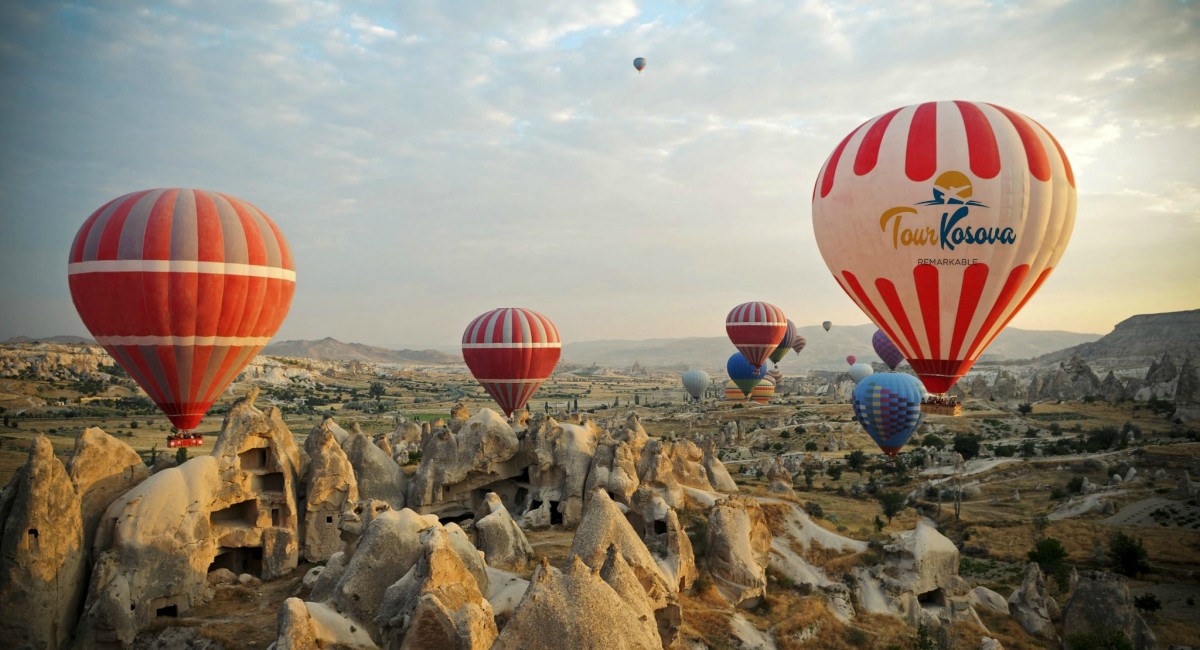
[68,189,296,431]
[462,307,561,416]
[812,101,1075,394]
[725,301,788,369]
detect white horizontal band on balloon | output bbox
[461,342,562,349]
[96,335,275,346]
[725,321,788,327]
[68,260,297,281]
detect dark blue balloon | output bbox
[872,329,905,370]
[852,373,926,457]
[727,351,767,397]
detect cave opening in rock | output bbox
[209,546,265,578]
[653,520,668,535]
[156,605,178,617]
[211,499,258,528]
[252,472,285,493]
[917,588,946,607]
[549,500,563,525]
[239,447,267,471]
[438,511,474,526]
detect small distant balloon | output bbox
[682,370,710,401]
[823,320,832,332]
[633,57,647,72]
[846,355,857,366]
[791,334,807,355]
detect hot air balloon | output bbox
[682,370,710,401]
[462,307,561,417]
[750,377,776,404]
[846,355,857,366]
[727,351,768,397]
[766,367,783,387]
[822,320,832,332]
[68,189,297,447]
[872,329,905,370]
[633,57,646,72]
[791,334,807,354]
[848,363,874,383]
[812,101,1075,396]
[768,319,797,365]
[726,301,788,369]
[852,373,926,457]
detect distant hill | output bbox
[561,324,1101,373]
[2,335,94,345]
[262,337,458,364]
[1036,309,1200,369]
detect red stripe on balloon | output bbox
[1038,121,1075,188]
[989,104,1050,182]
[71,195,125,263]
[818,128,857,198]
[142,190,178,260]
[875,277,924,358]
[964,263,1031,360]
[948,263,989,360]
[905,103,938,182]
[954,101,1001,179]
[853,107,902,176]
[840,271,910,360]
[913,264,941,359]
[96,197,137,260]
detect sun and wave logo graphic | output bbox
[879,171,1015,253]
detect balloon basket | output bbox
[920,400,962,417]
[168,434,205,448]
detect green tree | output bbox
[803,467,815,489]
[1133,593,1161,618]
[921,434,946,450]
[1018,402,1034,415]
[1109,532,1150,577]
[634,393,640,405]
[805,441,819,452]
[952,433,981,461]
[369,381,386,399]
[1028,537,1071,590]
[877,490,907,524]
[826,466,843,482]
[847,449,867,475]
[175,447,188,465]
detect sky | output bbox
[0,0,1197,349]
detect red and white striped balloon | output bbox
[812,101,1075,394]
[725,301,788,369]
[67,189,296,430]
[462,307,561,416]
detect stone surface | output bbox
[969,586,1009,615]
[341,423,406,510]
[1062,571,1158,650]
[66,427,150,561]
[584,437,641,505]
[408,408,523,516]
[474,492,535,572]
[636,439,685,509]
[0,434,87,649]
[702,438,738,493]
[1007,562,1057,640]
[492,557,661,650]
[599,545,662,648]
[704,496,771,608]
[302,423,359,562]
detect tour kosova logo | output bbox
[878,170,1015,267]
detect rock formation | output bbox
[636,439,685,509]
[342,423,406,510]
[66,427,150,560]
[584,437,641,505]
[524,417,601,527]
[1007,562,1057,640]
[705,496,771,608]
[474,492,534,572]
[75,390,302,646]
[0,435,87,649]
[1173,356,1200,421]
[765,457,794,495]
[492,557,662,650]
[1061,571,1158,650]
[302,423,359,562]
[408,409,524,518]
[701,438,738,493]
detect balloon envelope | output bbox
[766,367,783,386]
[633,57,646,72]
[727,351,768,396]
[769,319,798,364]
[462,307,561,416]
[848,363,875,383]
[822,321,832,332]
[812,101,1075,394]
[846,355,857,366]
[724,380,747,402]
[872,329,905,370]
[750,377,775,404]
[852,373,927,457]
[726,301,788,369]
[682,370,710,400]
[68,189,296,431]
[791,334,807,354]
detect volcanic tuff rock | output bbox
[342,423,406,510]
[376,526,497,650]
[765,457,795,496]
[492,557,662,650]
[474,492,534,572]
[702,437,738,493]
[1041,310,1200,368]
[302,423,359,562]
[614,412,650,458]
[1062,571,1158,650]
[66,427,150,562]
[408,408,523,516]
[585,436,641,505]
[705,496,772,608]
[1007,562,1058,640]
[664,439,713,491]
[75,389,302,647]
[0,435,87,650]
[523,416,601,527]
[1173,356,1200,421]
[599,545,663,646]
[636,439,685,509]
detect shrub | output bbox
[1028,537,1071,590]
[1109,532,1150,577]
[1018,402,1033,415]
[804,441,818,452]
[1064,629,1133,650]
[953,433,981,461]
[877,490,907,524]
[1133,593,1161,617]
[1066,476,1086,494]
[804,501,824,519]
